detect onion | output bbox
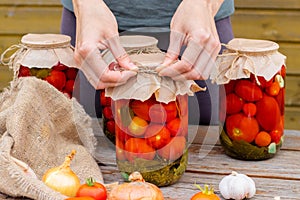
[108,171,164,200]
[42,150,81,197]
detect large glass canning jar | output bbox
[1,33,78,98]
[212,38,286,160]
[101,35,159,144]
[104,50,203,186]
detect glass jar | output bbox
[101,35,159,144]
[104,49,203,186]
[113,94,189,186]
[212,38,286,160]
[1,33,78,98]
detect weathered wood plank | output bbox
[285,107,300,130]
[235,0,300,9]
[0,67,13,91]
[0,0,61,6]
[100,163,300,199]
[0,6,62,35]
[285,75,300,106]
[278,42,300,74]
[231,10,300,42]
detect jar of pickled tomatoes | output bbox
[212,38,286,160]
[104,51,203,186]
[100,35,160,144]
[1,33,78,98]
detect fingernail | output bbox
[128,63,139,71]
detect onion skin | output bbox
[108,171,164,200]
[42,150,81,197]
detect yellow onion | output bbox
[108,171,164,200]
[42,150,81,197]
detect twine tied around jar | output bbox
[210,38,286,85]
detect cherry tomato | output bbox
[265,82,280,96]
[76,178,107,200]
[157,136,186,161]
[45,70,66,91]
[226,113,259,143]
[145,124,171,149]
[128,116,148,137]
[125,138,156,162]
[100,91,112,107]
[166,118,188,137]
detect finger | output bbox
[160,31,185,68]
[193,35,221,79]
[172,36,220,81]
[158,39,203,77]
[77,47,106,88]
[105,35,138,71]
[101,67,137,83]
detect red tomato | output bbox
[166,118,187,137]
[102,106,114,120]
[45,70,66,91]
[125,138,156,162]
[157,136,186,161]
[226,113,259,143]
[115,125,132,142]
[100,91,112,107]
[116,138,126,161]
[66,67,78,80]
[235,79,263,102]
[52,62,68,71]
[224,80,237,94]
[64,79,75,93]
[149,102,178,123]
[242,103,257,117]
[76,178,107,200]
[106,120,115,134]
[226,93,244,115]
[18,65,31,77]
[130,98,156,121]
[265,82,280,96]
[270,129,282,144]
[256,95,281,131]
[145,124,171,149]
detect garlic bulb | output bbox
[219,171,256,200]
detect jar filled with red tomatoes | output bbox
[100,35,162,144]
[1,33,78,98]
[212,38,286,160]
[104,46,203,186]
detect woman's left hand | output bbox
[157,0,224,81]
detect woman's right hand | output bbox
[72,0,137,89]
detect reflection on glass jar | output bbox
[114,94,188,186]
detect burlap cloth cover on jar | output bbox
[103,35,204,103]
[211,38,287,160]
[0,79,103,198]
[211,38,286,84]
[0,33,76,80]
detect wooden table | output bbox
[1,123,299,199]
[93,123,300,200]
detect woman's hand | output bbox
[72,0,137,89]
[157,0,224,81]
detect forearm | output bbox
[182,0,224,16]
[72,0,108,18]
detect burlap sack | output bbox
[0,77,103,199]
